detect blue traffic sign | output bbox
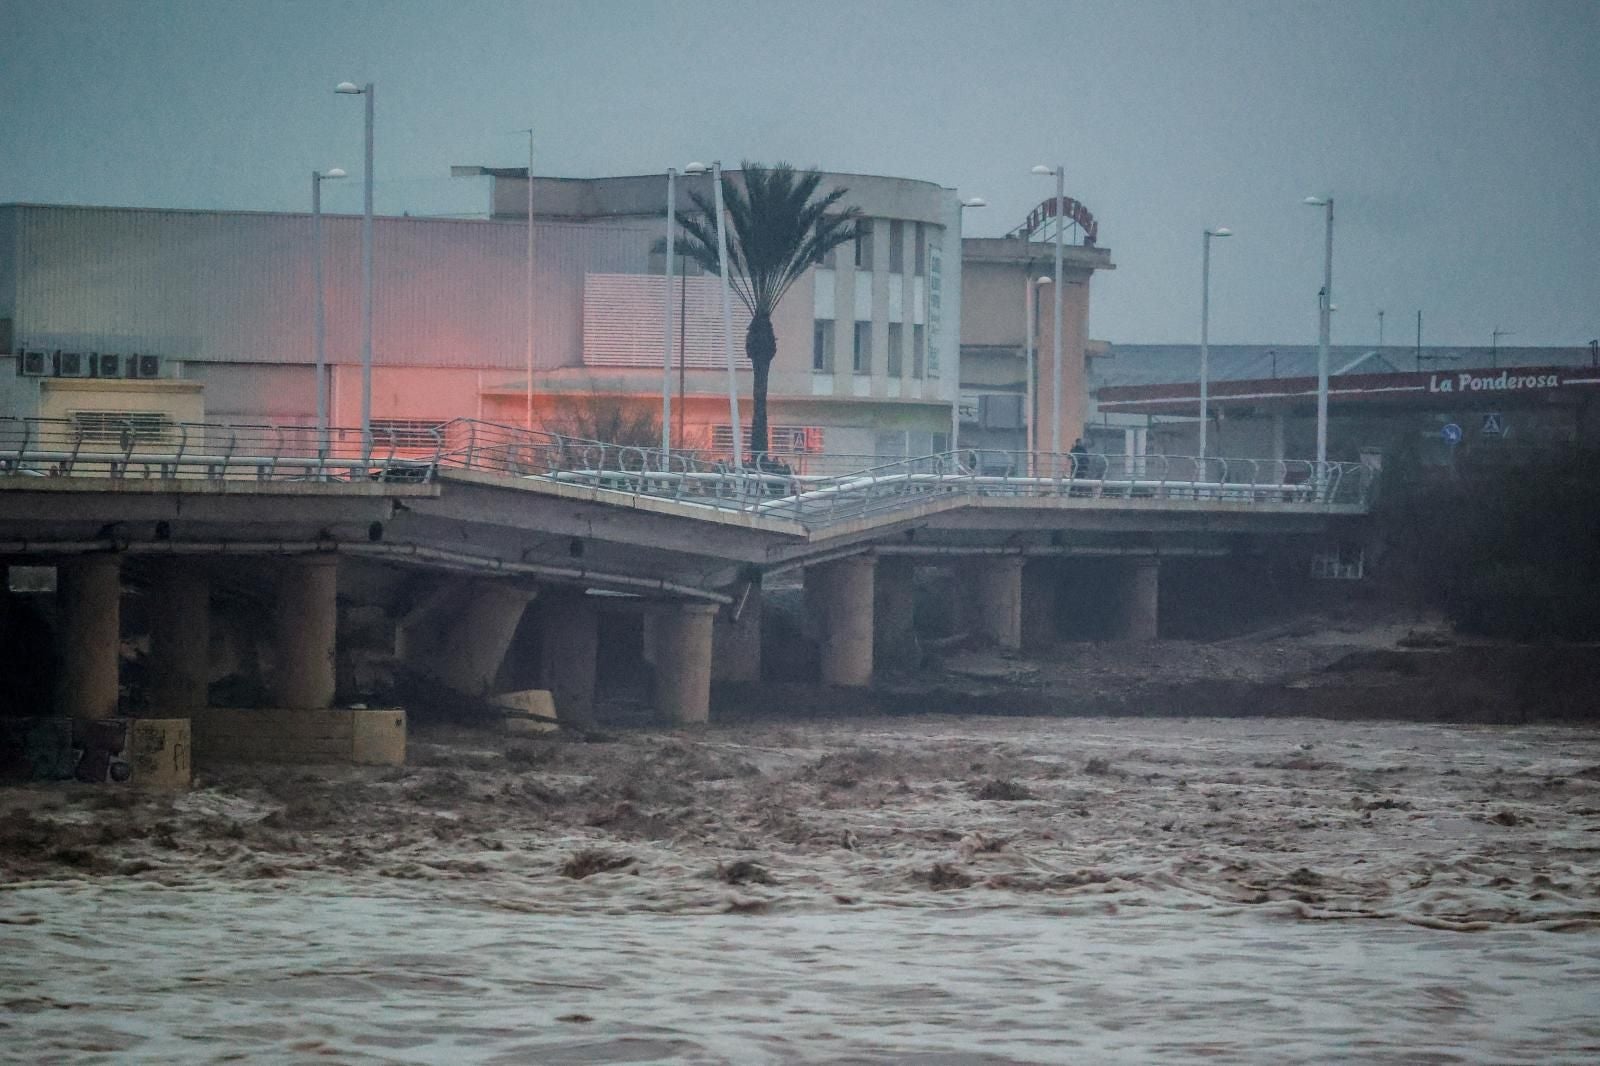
[1441,423,1463,444]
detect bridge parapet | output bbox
[3,415,1376,525]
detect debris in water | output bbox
[559,849,636,879]
[972,779,1034,801]
[716,859,776,885]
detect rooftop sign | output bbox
[1008,196,1098,246]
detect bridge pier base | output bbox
[806,555,876,686]
[540,592,599,726]
[1021,559,1060,651]
[652,602,717,724]
[272,555,338,709]
[873,556,919,670]
[1117,557,1161,641]
[964,556,1025,650]
[148,561,210,712]
[57,555,121,719]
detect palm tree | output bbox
[673,163,860,464]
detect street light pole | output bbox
[336,81,374,455]
[686,161,741,470]
[521,129,535,431]
[311,167,346,457]
[1025,273,1051,474]
[1032,165,1068,460]
[1304,196,1334,469]
[661,167,677,460]
[1199,226,1232,461]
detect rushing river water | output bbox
[4,717,1600,1063]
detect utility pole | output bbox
[1415,310,1422,371]
[1491,328,1514,369]
[1377,309,1384,349]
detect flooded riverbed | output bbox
[5,717,1600,1062]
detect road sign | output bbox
[1441,423,1462,444]
[1481,412,1504,436]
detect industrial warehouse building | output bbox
[1088,344,1600,469]
[0,171,1112,466]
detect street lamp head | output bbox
[323,168,347,180]
[334,81,363,94]
[960,197,988,208]
[1030,165,1054,175]
[683,162,708,175]
[1208,227,1232,237]
[1303,196,1329,206]
[1035,275,1054,286]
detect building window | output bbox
[814,242,837,269]
[914,223,926,277]
[912,325,926,378]
[853,322,872,374]
[371,418,448,450]
[886,323,903,377]
[888,220,904,273]
[812,319,834,371]
[854,220,874,270]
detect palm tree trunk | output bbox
[746,312,777,464]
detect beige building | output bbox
[959,233,1113,461]
[2,177,1112,465]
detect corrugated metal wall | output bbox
[3,204,651,371]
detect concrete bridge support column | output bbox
[652,602,717,725]
[873,556,919,671]
[806,555,876,687]
[57,555,121,719]
[541,593,599,726]
[272,555,338,709]
[1117,557,1161,641]
[966,556,1025,650]
[1021,559,1060,651]
[148,561,210,712]
[433,583,537,697]
[712,582,762,683]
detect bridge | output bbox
[2,416,1373,737]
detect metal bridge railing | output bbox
[0,417,442,482]
[1,415,1375,522]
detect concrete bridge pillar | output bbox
[806,555,876,686]
[873,556,919,670]
[712,581,762,683]
[540,592,599,726]
[272,555,338,708]
[652,602,718,724]
[432,582,537,698]
[57,555,121,719]
[965,556,1025,650]
[147,561,210,711]
[1117,556,1161,641]
[1021,559,1060,651]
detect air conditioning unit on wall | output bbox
[128,354,161,379]
[17,350,48,376]
[92,353,123,378]
[54,351,89,377]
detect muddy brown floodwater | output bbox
[4,715,1600,1063]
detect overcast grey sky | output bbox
[2,0,1595,347]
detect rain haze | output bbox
[2,0,1595,347]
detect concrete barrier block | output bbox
[192,707,406,766]
[494,688,558,734]
[350,708,407,765]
